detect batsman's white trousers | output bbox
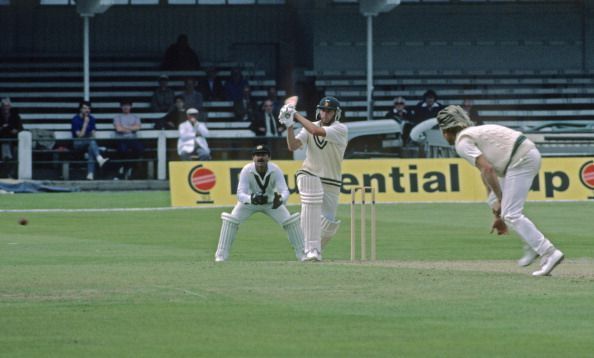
[230,201,292,224]
[500,148,554,256]
[321,183,340,221]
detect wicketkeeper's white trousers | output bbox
[230,202,292,224]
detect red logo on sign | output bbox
[579,160,594,190]
[188,165,216,194]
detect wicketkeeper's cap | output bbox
[251,144,271,156]
[436,105,474,130]
[186,108,199,116]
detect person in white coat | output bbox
[177,108,211,160]
[214,145,305,262]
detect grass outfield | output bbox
[1,192,593,357]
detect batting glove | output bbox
[278,104,296,128]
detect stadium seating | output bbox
[0,56,291,179]
[306,69,594,124]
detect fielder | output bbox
[436,105,564,276]
[214,145,305,262]
[280,96,348,261]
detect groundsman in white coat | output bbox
[177,107,211,160]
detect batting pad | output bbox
[215,212,240,261]
[282,212,305,261]
[321,216,341,249]
[298,175,323,253]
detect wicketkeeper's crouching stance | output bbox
[214,145,305,262]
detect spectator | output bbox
[177,108,211,161]
[160,34,201,71]
[199,67,225,101]
[233,85,259,124]
[180,77,204,111]
[71,101,109,180]
[250,99,281,137]
[384,96,414,145]
[224,68,249,102]
[113,100,144,180]
[414,89,444,123]
[266,86,283,118]
[0,97,23,178]
[155,95,186,130]
[150,74,175,113]
[462,98,482,125]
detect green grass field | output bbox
[1,192,593,357]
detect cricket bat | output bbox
[284,96,299,107]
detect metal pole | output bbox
[83,15,91,101]
[366,15,374,121]
[350,189,356,261]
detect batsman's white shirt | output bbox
[295,120,348,187]
[455,124,535,177]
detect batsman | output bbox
[280,96,348,261]
[214,145,305,262]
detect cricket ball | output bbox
[19,218,28,226]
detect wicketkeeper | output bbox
[280,96,348,262]
[436,105,564,276]
[214,145,305,262]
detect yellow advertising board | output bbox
[169,158,594,207]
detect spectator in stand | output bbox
[0,97,23,178]
[113,100,144,180]
[150,74,175,113]
[200,67,225,101]
[414,89,444,123]
[224,68,249,102]
[180,77,203,111]
[266,86,283,119]
[384,96,414,145]
[177,108,211,161]
[71,100,109,180]
[156,95,186,129]
[250,99,281,137]
[234,85,259,124]
[462,98,482,125]
[160,34,201,71]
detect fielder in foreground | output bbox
[280,96,348,261]
[436,105,564,276]
[214,145,305,262]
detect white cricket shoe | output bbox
[215,255,226,262]
[303,249,322,262]
[532,249,564,276]
[517,249,538,267]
